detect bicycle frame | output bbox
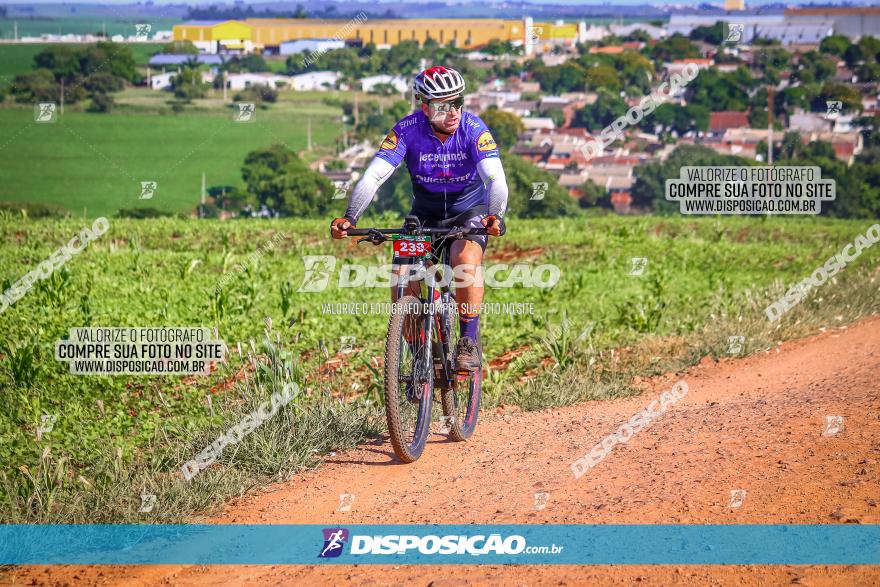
[394,239,454,391]
[346,219,486,391]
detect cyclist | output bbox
[331,66,509,372]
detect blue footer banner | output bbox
[1,525,878,565]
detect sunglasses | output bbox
[427,97,465,113]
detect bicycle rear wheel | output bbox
[384,295,433,462]
[440,297,483,441]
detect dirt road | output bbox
[6,317,880,586]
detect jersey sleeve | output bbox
[469,115,501,163]
[374,120,407,168]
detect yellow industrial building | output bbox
[172,18,580,54]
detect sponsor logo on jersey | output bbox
[380,130,398,150]
[419,152,469,163]
[477,131,497,152]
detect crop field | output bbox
[0,94,346,217]
[1,214,878,523]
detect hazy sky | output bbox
[1,0,860,5]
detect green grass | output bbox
[0,215,878,523]
[0,96,345,217]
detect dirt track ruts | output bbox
[5,317,880,586]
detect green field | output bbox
[0,92,346,217]
[0,43,164,88]
[1,215,878,523]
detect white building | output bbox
[360,75,408,94]
[579,24,610,42]
[226,73,291,91]
[149,72,176,90]
[290,71,340,91]
[280,38,346,56]
[609,23,666,40]
[148,71,213,91]
[522,117,556,131]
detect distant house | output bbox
[336,140,377,170]
[609,23,666,40]
[804,131,863,165]
[226,73,291,90]
[709,111,751,134]
[360,75,408,94]
[147,70,213,90]
[290,71,340,91]
[581,25,609,42]
[755,23,833,46]
[540,54,569,67]
[666,58,713,77]
[558,171,589,197]
[610,191,633,214]
[589,46,626,55]
[522,117,556,131]
[540,96,570,110]
[789,110,833,133]
[502,100,538,117]
[511,144,552,163]
[149,72,176,90]
[280,38,345,56]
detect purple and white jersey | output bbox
[375,110,501,219]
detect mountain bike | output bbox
[345,215,485,463]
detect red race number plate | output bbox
[392,235,431,257]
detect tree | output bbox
[690,21,725,45]
[84,42,138,83]
[795,51,837,84]
[171,67,208,101]
[752,46,791,85]
[484,39,521,56]
[686,67,750,111]
[233,85,278,105]
[242,55,269,73]
[83,72,124,94]
[649,34,700,62]
[584,64,620,93]
[578,180,606,208]
[479,107,525,150]
[241,145,335,216]
[500,153,581,218]
[10,68,72,103]
[33,46,81,83]
[87,92,114,113]
[810,82,863,114]
[160,40,200,55]
[819,35,851,57]
[367,82,398,96]
[572,89,628,131]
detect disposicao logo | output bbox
[318,528,349,558]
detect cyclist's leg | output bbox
[450,215,487,342]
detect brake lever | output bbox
[356,229,388,246]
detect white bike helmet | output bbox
[413,66,465,101]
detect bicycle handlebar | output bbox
[345,226,488,237]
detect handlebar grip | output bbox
[346,228,370,236]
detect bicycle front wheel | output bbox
[384,295,433,462]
